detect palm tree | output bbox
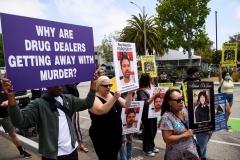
[119,14,163,56]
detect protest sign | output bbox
[222,43,238,67]
[148,87,167,118]
[187,81,215,133]
[112,42,139,93]
[121,101,144,135]
[213,93,227,132]
[158,82,173,89]
[140,55,157,77]
[0,13,95,91]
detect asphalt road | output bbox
[74,82,240,160]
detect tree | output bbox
[227,32,240,61]
[0,33,5,66]
[194,37,215,64]
[119,14,163,56]
[156,0,210,66]
[98,31,119,62]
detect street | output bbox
[75,82,240,160]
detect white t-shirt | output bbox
[54,96,78,156]
[120,75,135,86]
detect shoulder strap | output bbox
[170,111,188,129]
[41,96,70,118]
[220,80,224,87]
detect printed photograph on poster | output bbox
[140,55,157,77]
[213,93,227,132]
[148,87,167,118]
[187,81,215,133]
[221,43,238,67]
[112,42,139,93]
[193,89,211,124]
[121,101,144,135]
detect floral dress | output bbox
[159,108,199,160]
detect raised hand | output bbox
[113,91,121,99]
[2,77,15,96]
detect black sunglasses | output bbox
[100,84,113,88]
[171,97,183,103]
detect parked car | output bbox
[105,70,115,79]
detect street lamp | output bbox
[130,1,147,55]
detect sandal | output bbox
[80,144,89,153]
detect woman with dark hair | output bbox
[181,67,211,160]
[195,91,210,123]
[159,89,199,160]
[218,61,237,129]
[136,73,159,157]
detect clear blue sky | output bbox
[0,0,239,50]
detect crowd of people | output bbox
[0,60,235,160]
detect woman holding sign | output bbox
[218,61,237,129]
[159,89,199,160]
[88,76,134,160]
[136,73,159,157]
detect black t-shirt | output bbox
[89,96,122,135]
[0,81,8,118]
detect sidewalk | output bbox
[0,127,41,160]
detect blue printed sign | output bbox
[0,13,95,91]
[213,93,227,132]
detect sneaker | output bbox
[152,148,159,153]
[228,125,232,129]
[20,150,32,159]
[142,151,155,157]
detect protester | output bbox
[120,53,135,86]
[2,73,97,160]
[88,76,134,160]
[218,61,237,129]
[97,68,105,77]
[62,84,88,153]
[136,73,159,157]
[158,71,171,83]
[119,92,135,160]
[0,73,32,158]
[181,66,211,160]
[159,89,199,160]
[195,91,210,123]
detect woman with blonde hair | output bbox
[88,76,135,160]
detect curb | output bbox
[0,126,39,154]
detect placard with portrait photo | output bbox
[222,42,238,67]
[213,93,227,132]
[187,81,215,133]
[121,101,144,135]
[148,87,168,118]
[112,42,139,93]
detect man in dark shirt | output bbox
[0,78,32,158]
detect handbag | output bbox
[170,111,202,157]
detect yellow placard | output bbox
[181,82,188,107]
[140,55,157,77]
[158,83,173,89]
[222,43,238,66]
[110,77,117,92]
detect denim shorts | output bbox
[226,94,233,104]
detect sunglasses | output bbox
[100,84,113,88]
[171,97,183,103]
